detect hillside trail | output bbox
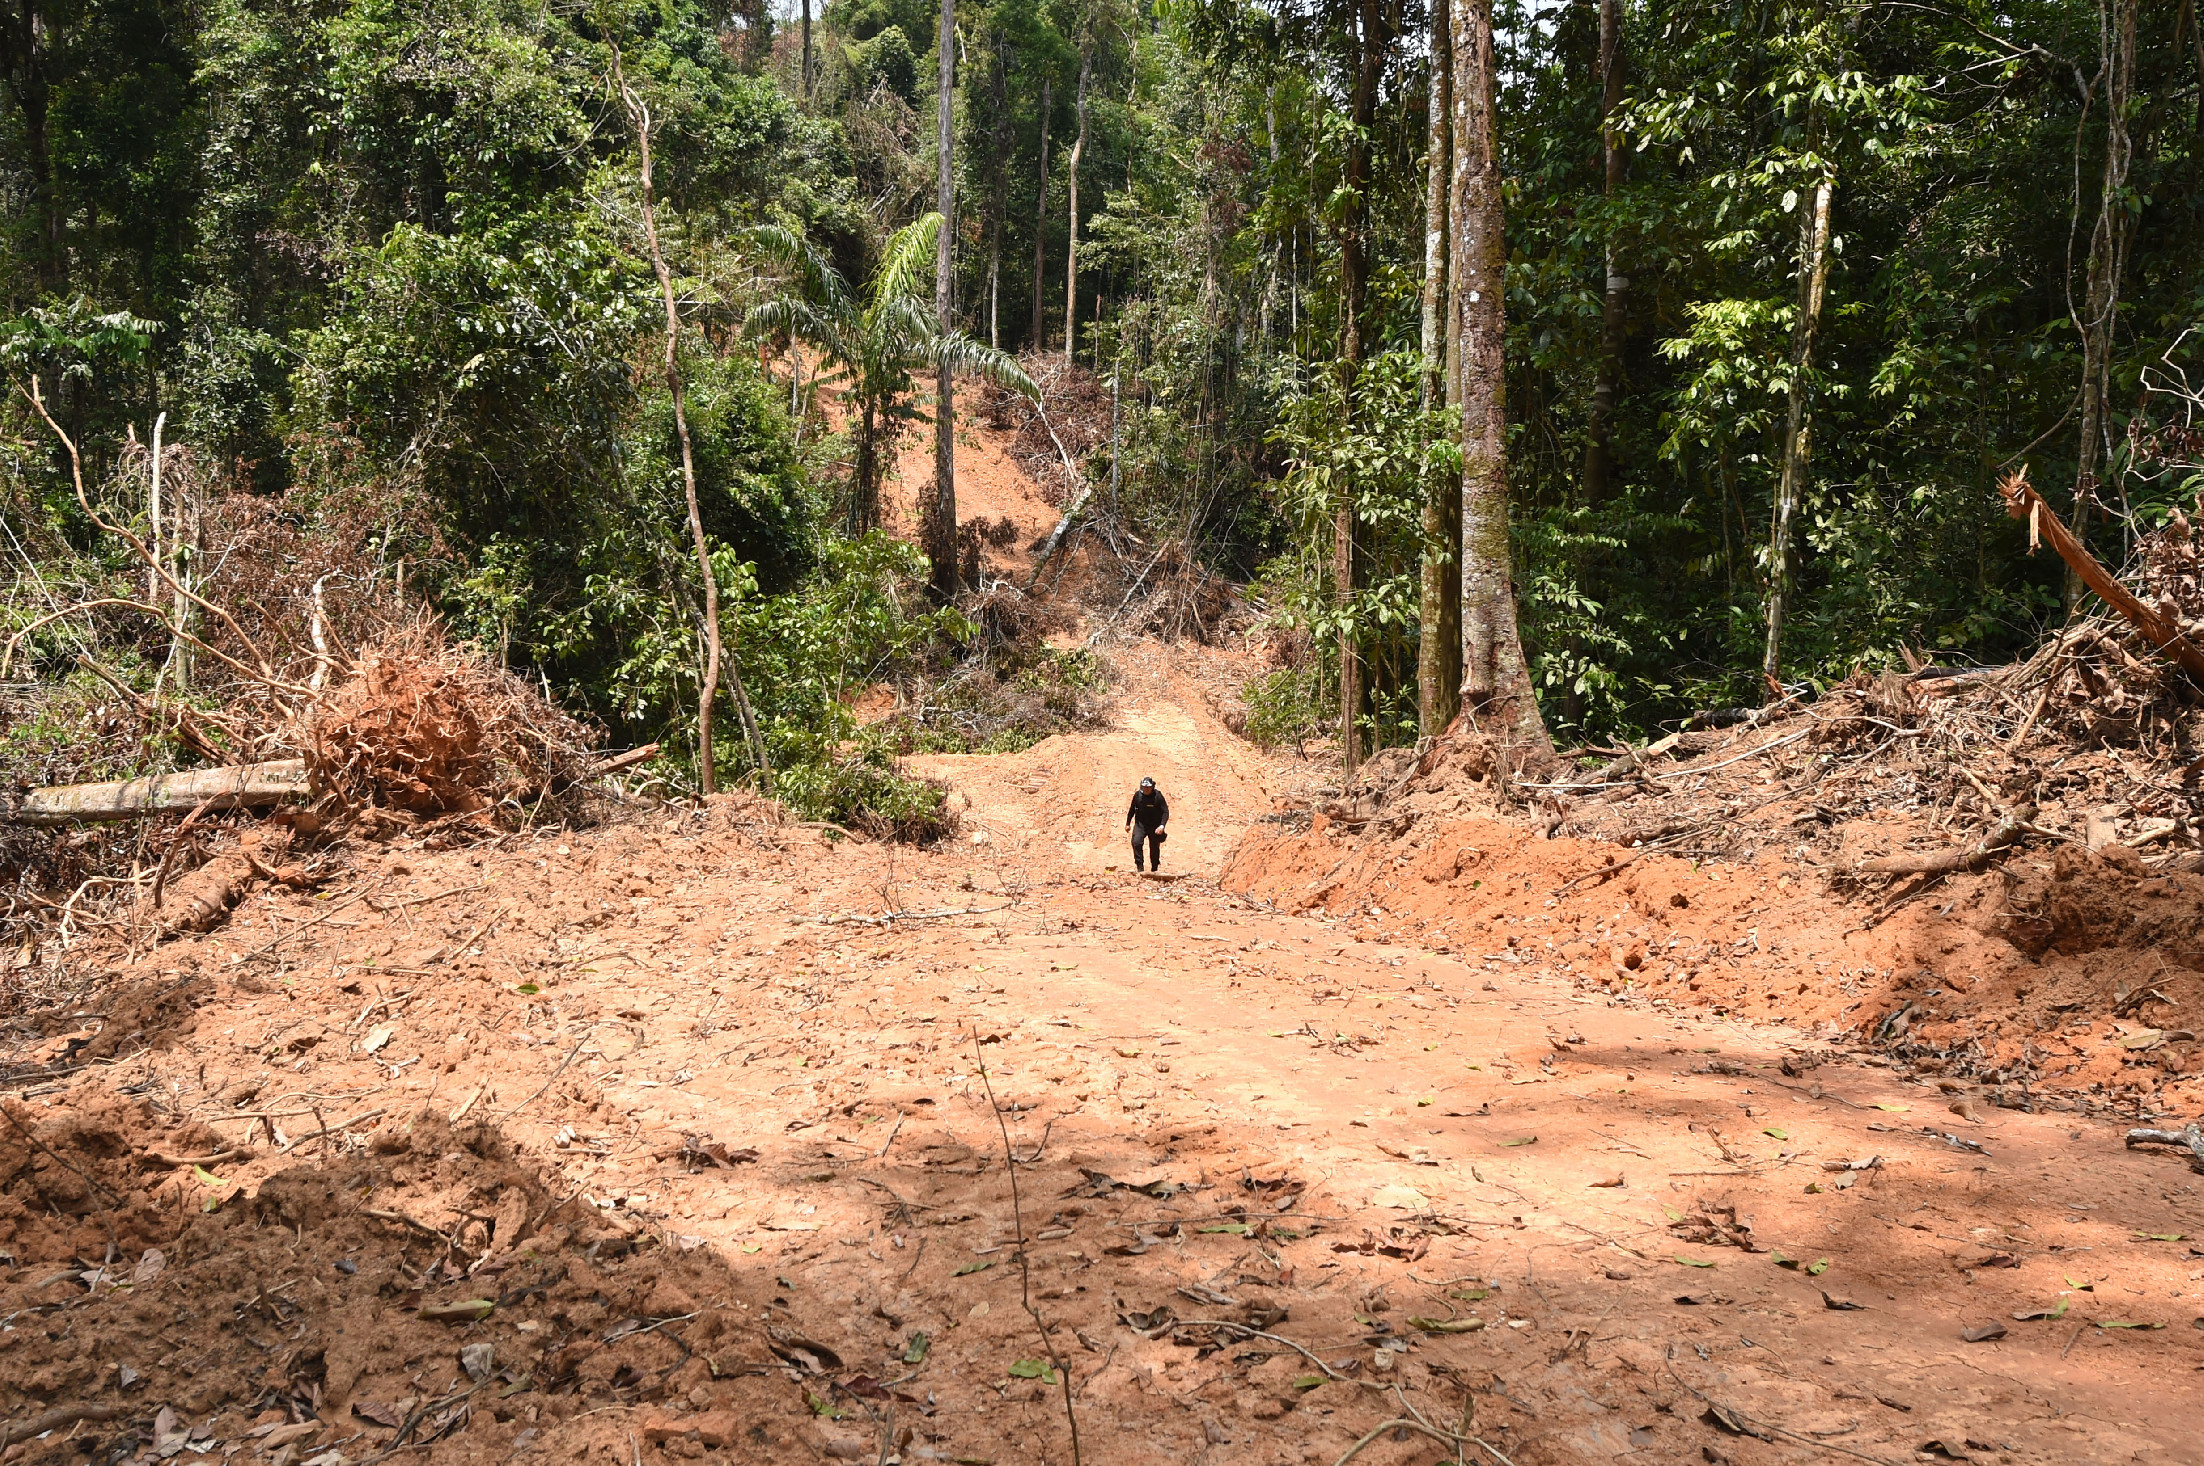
[5,402,2201,1466]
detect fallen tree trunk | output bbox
[1023,392,1092,593]
[2001,469,2204,682]
[1857,804,2035,876]
[6,760,310,825]
[586,743,659,779]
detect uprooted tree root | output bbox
[305,624,597,818]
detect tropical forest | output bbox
[2,1,2203,1463]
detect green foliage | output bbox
[1255,350,1456,750]
[897,641,1109,755]
[1239,661,1331,751]
[8,0,2204,817]
[747,213,1038,531]
[739,533,968,834]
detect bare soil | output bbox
[6,387,2202,1466]
[6,644,2203,1466]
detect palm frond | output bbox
[745,298,858,368]
[740,223,848,309]
[921,333,1042,400]
[869,213,942,312]
[873,295,937,353]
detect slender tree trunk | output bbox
[2068,0,2139,612]
[2191,0,2204,156]
[3,0,63,292]
[147,412,166,604]
[1335,0,1384,777]
[801,0,813,100]
[932,0,959,599]
[1759,157,1834,686]
[854,403,878,535]
[624,79,723,794]
[1259,88,1281,344]
[1418,0,1460,740]
[987,39,1010,350]
[1582,0,1628,504]
[988,223,1002,349]
[1063,48,1092,361]
[1453,0,1546,751]
[1031,75,1052,350]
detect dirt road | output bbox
[5,666,2203,1466]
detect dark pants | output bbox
[1131,823,1163,871]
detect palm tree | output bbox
[747,214,1039,544]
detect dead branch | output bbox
[3,1404,127,1448]
[17,376,297,691]
[1856,805,2035,876]
[0,597,294,694]
[1024,390,1093,592]
[585,743,660,778]
[2001,468,2204,682]
[2125,1122,2204,1170]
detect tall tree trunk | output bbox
[987,37,1010,349]
[2,0,63,292]
[801,0,813,100]
[1063,48,1092,361]
[2068,0,2139,612]
[1418,0,1460,740]
[1453,0,1547,750]
[1031,75,1052,350]
[1336,0,1385,777]
[1582,0,1627,505]
[988,220,1002,349]
[1759,144,1834,687]
[1259,88,1281,345]
[625,78,727,793]
[931,0,959,599]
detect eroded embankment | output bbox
[1221,808,2204,1114]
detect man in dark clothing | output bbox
[1126,777,1170,872]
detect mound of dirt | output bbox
[0,1097,802,1466]
[1220,804,2204,1114]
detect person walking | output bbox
[1126,776,1170,872]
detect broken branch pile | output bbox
[1306,474,2204,885]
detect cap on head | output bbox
[1140,777,1156,789]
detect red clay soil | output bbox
[7,384,2204,1466]
[5,647,2203,1466]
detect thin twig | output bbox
[1,1100,119,1257]
[227,886,380,965]
[973,1027,1080,1466]
[1664,1350,1901,1466]
[808,904,1012,927]
[371,879,493,913]
[498,1035,589,1122]
[1171,1320,1380,1390]
[276,1105,388,1155]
